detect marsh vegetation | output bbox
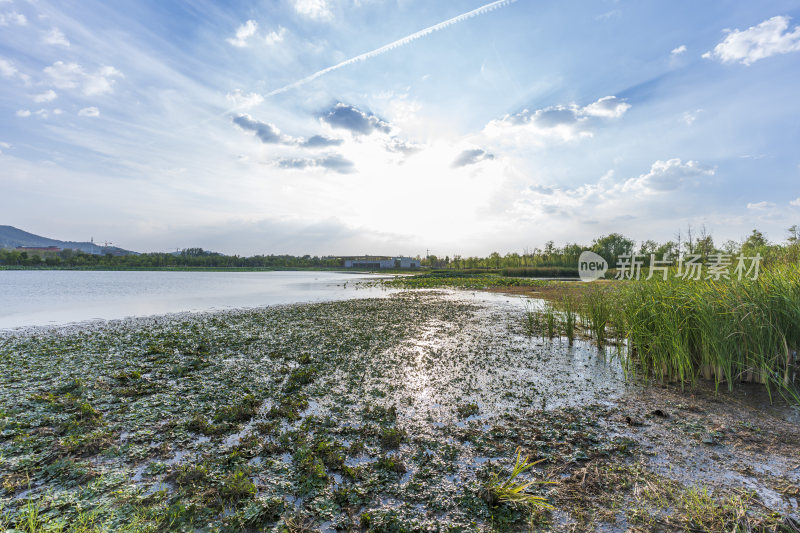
[1,288,798,531]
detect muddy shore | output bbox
[1,290,798,531]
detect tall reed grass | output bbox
[600,265,800,399]
[559,295,577,344]
[522,265,800,399]
[524,300,540,337]
[584,287,612,347]
[543,304,557,339]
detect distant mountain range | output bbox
[0,225,137,256]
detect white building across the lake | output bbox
[343,256,420,269]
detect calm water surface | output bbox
[0,270,394,329]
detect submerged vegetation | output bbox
[2,291,796,530]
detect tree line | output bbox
[1,226,798,269]
[422,226,800,269]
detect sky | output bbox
[2,0,800,256]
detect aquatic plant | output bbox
[379,427,405,449]
[559,295,578,345]
[481,447,553,513]
[523,300,540,337]
[583,286,612,347]
[220,471,256,501]
[543,304,557,339]
[457,402,480,419]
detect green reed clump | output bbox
[583,287,612,347]
[524,300,540,337]
[481,447,553,513]
[558,295,578,344]
[612,264,800,399]
[543,304,557,339]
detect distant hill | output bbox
[0,225,137,256]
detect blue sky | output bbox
[2,0,800,255]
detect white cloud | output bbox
[45,61,91,89]
[16,109,31,117]
[0,11,27,26]
[0,56,29,84]
[747,201,776,209]
[265,26,287,46]
[83,66,123,95]
[42,27,70,47]
[483,95,630,144]
[581,95,631,118]
[0,57,16,77]
[703,16,800,65]
[623,159,714,192]
[595,9,620,21]
[227,19,257,47]
[790,198,800,207]
[43,62,123,96]
[33,89,57,103]
[226,89,264,109]
[671,44,687,55]
[78,106,100,117]
[292,0,332,21]
[681,109,703,125]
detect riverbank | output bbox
[1,291,798,531]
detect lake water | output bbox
[0,270,395,330]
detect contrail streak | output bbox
[264,0,518,97]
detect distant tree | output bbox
[743,229,768,251]
[655,241,678,261]
[638,240,659,256]
[695,236,714,261]
[721,240,740,254]
[591,233,634,265]
[685,224,694,255]
[695,225,714,260]
[182,248,207,257]
[543,241,556,258]
[787,225,800,243]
